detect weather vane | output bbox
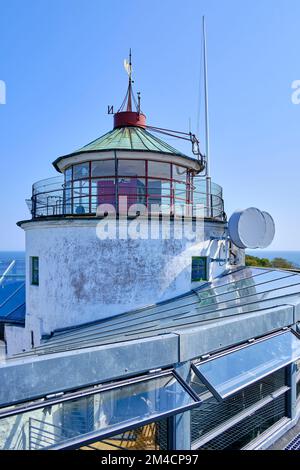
[124,49,133,82]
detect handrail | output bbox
[28,176,226,221]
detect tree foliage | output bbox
[245,255,295,270]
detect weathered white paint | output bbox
[0,341,5,361]
[8,217,234,356]
[5,325,31,357]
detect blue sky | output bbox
[0,0,299,250]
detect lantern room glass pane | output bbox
[174,182,187,200]
[65,167,72,183]
[118,178,146,206]
[92,179,116,208]
[148,180,171,212]
[148,162,171,179]
[65,182,72,214]
[91,160,115,177]
[72,198,89,214]
[194,331,300,400]
[73,163,90,180]
[118,160,145,177]
[0,373,198,450]
[173,165,187,182]
[148,180,171,197]
[72,180,90,214]
[73,179,89,193]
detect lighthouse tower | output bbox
[5,59,234,355]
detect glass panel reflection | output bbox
[202,269,292,292]
[92,178,116,208]
[194,332,300,400]
[174,182,187,200]
[173,165,187,182]
[91,160,115,177]
[72,180,90,214]
[65,167,72,183]
[73,163,90,180]
[148,162,170,179]
[0,373,196,450]
[118,160,145,177]
[148,180,170,197]
[118,178,146,207]
[186,270,299,315]
[194,281,300,314]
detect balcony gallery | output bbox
[29,159,225,221]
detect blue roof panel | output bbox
[0,281,25,324]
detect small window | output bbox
[191,256,208,282]
[31,257,39,286]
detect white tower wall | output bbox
[6,217,231,355]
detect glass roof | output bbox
[0,371,198,450]
[193,330,300,401]
[72,127,188,157]
[0,256,25,324]
[0,281,25,324]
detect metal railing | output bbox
[12,418,77,450]
[12,417,168,451]
[28,176,226,221]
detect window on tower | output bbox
[31,256,39,286]
[191,257,208,282]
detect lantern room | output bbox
[30,63,225,221]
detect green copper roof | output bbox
[53,126,198,172]
[74,126,188,157]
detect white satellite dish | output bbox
[260,211,275,249]
[228,207,275,249]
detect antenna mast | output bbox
[203,16,212,217]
